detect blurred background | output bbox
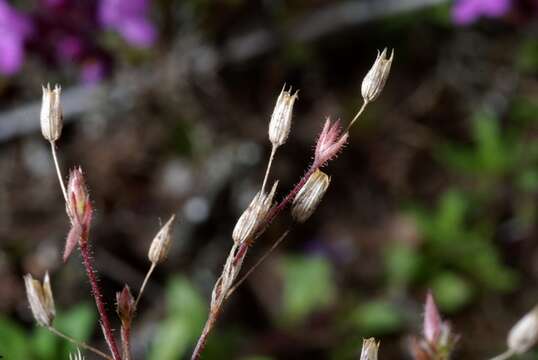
[0,0,537,359]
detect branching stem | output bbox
[47,326,112,360]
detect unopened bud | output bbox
[24,272,55,327]
[424,291,442,344]
[314,118,348,166]
[116,285,135,323]
[40,84,63,142]
[269,86,298,148]
[148,215,176,264]
[361,48,393,103]
[360,338,379,360]
[232,181,278,245]
[292,170,330,223]
[67,167,91,222]
[508,305,538,354]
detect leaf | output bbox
[384,243,425,287]
[0,316,31,359]
[55,303,97,358]
[32,326,60,360]
[148,276,206,360]
[280,255,335,325]
[430,272,473,312]
[350,300,404,336]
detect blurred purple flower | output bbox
[56,35,83,61]
[80,60,105,85]
[98,0,156,48]
[452,0,512,25]
[0,0,33,75]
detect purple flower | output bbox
[0,0,32,75]
[80,60,105,85]
[98,0,156,48]
[452,0,512,25]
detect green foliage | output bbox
[430,272,473,313]
[149,275,206,360]
[349,300,405,336]
[516,38,538,74]
[280,255,336,326]
[0,316,31,359]
[0,303,96,360]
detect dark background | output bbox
[0,0,537,359]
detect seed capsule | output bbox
[24,272,55,327]
[148,215,176,264]
[40,84,63,142]
[292,170,330,223]
[361,48,393,103]
[269,87,298,148]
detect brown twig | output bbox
[47,326,113,360]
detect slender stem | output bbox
[79,242,122,360]
[134,262,156,309]
[47,326,113,360]
[226,230,289,299]
[489,349,515,360]
[120,324,132,360]
[50,141,68,204]
[346,100,368,131]
[261,145,277,193]
[191,310,219,360]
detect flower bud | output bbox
[424,291,442,344]
[24,272,55,327]
[360,338,379,360]
[292,170,330,223]
[67,167,91,223]
[232,181,278,245]
[148,214,176,264]
[40,84,63,142]
[508,305,538,354]
[64,167,93,262]
[116,285,135,324]
[314,118,348,166]
[361,48,393,103]
[269,86,298,148]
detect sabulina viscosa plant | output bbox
[190,48,394,359]
[24,84,177,360]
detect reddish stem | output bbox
[80,241,122,360]
[120,323,132,360]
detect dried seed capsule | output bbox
[24,272,55,327]
[40,84,63,142]
[232,181,278,245]
[292,170,330,223]
[361,48,394,103]
[508,305,538,354]
[148,214,176,264]
[360,338,379,360]
[269,87,298,148]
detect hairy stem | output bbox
[191,309,220,360]
[120,323,132,360]
[48,326,113,360]
[50,141,68,204]
[134,262,156,309]
[79,241,122,360]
